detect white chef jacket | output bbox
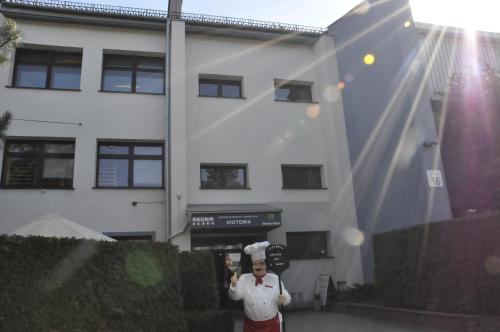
[229,273,291,321]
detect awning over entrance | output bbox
[187,204,282,233]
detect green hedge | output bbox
[373,214,500,314]
[178,251,219,311]
[0,236,187,332]
[185,310,233,332]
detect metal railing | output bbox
[1,0,326,34]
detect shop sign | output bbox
[190,212,281,229]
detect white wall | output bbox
[0,20,168,239]
[179,33,364,294]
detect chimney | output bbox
[168,0,183,16]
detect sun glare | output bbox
[409,0,500,33]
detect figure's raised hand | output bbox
[231,272,238,287]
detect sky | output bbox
[70,0,500,33]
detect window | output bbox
[274,79,313,102]
[199,76,242,98]
[96,142,164,188]
[102,55,164,94]
[282,165,322,189]
[1,140,75,188]
[200,164,247,189]
[286,232,328,259]
[13,49,82,90]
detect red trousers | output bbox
[243,315,280,332]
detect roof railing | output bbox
[1,0,326,34]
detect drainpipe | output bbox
[165,16,172,242]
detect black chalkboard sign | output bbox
[266,244,290,273]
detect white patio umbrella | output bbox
[10,214,116,242]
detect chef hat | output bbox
[244,241,270,261]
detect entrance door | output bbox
[192,234,266,309]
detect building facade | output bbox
[0,0,367,306]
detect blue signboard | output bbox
[190,212,281,230]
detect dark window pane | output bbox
[54,53,82,65]
[8,143,37,153]
[222,83,241,98]
[221,168,245,188]
[133,160,162,187]
[282,166,322,189]
[199,81,218,96]
[41,158,74,187]
[102,69,133,92]
[4,157,38,187]
[99,145,129,155]
[15,64,47,88]
[136,71,163,94]
[275,87,291,100]
[51,66,81,89]
[287,232,327,259]
[45,143,75,154]
[201,166,246,189]
[104,55,133,68]
[137,58,163,70]
[98,159,129,187]
[134,146,162,156]
[275,84,312,102]
[17,51,49,63]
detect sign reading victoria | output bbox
[190,212,281,230]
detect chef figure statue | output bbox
[229,241,291,332]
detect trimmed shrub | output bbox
[178,251,218,311]
[185,310,234,332]
[373,214,500,314]
[0,236,187,332]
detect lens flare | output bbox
[364,54,376,65]
[404,20,412,28]
[343,228,365,246]
[323,85,341,102]
[307,104,321,118]
[353,1,370,15]
[344,74,354,83]
[126,250,164,286]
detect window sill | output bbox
[282,187,328,190]
[92,187,165,190]
[5,86,81,92]
[0,187,75,190]
[274,99,319,104]
[199,187,251,190]
[198,95,246,99]
[98,90,165,95]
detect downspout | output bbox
[165,16,172,242]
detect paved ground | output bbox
[233,310,442,332]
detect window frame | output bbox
[0,140,75,189]
[95,141,165,189]
[200,164,248,189]
[101,54,165,95]
[12,49,82,90]
[281,164,323,189]
[274,79,313,102]
[198,77,243,98]
[286,231,329,260]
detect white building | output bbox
[0,0,365,306]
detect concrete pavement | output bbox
[233,310,442,332]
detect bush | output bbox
[0,236,187,332]
[373,214,500,314]
[185,310,233,332]
[178,251,219,311]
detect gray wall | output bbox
[329,0,452,281]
